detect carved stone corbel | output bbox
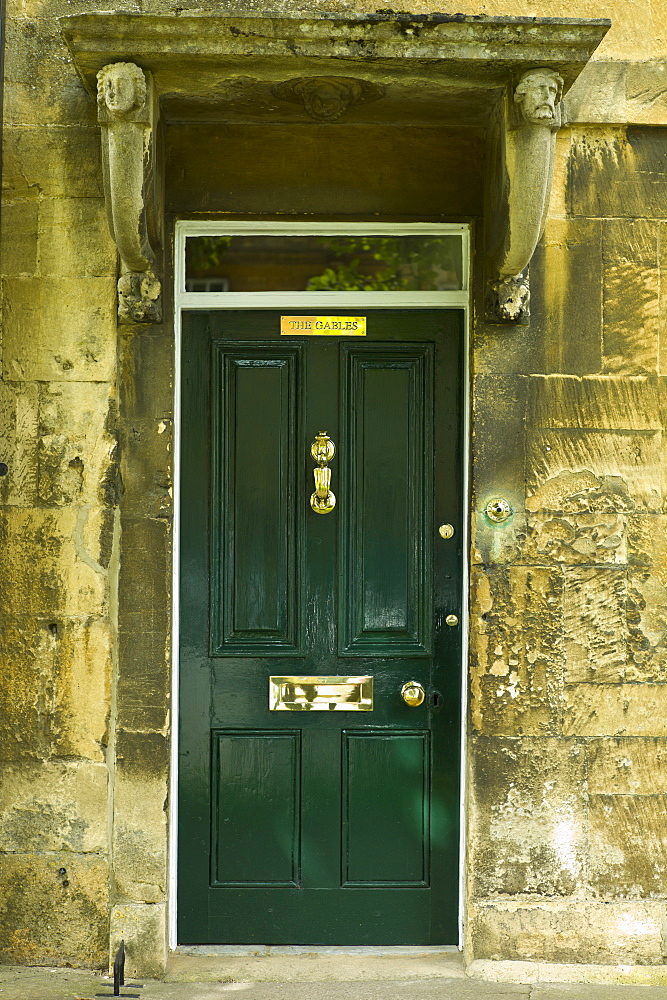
[97,62,161,324]
[486,68,564,323]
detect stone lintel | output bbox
[61,13,610,100]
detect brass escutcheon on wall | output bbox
[310,431,336,514]
[485,497,513,523]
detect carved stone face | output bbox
[97,63,146,117]
[103,67,138,114]
[298,79,355,122]
[515,69,563,124]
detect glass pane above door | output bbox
[185,234,464,293]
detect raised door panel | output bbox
[342,730,430,886]
[211,730,301,886]
[340,344,433,655]
[210,342,303,655]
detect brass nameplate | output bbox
[269,675,373,711]
[280,316,366,336]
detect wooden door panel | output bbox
[211,343,303,655]
[211,730,301,887]
[340,344,433,655]
[342,730,430,886]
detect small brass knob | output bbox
[401,681,425,707]
[446,614,459,627]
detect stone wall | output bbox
[468,119,667,965]
[1,0,667,978]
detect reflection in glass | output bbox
[185,235,463,292]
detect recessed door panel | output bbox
[342,730,430,886]
[340,345,433,656]
[210,343,302,654]
[211,730,301,886]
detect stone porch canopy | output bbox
[60,13,610,322]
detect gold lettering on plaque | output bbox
[280,316,366,336]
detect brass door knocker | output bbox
[310,431,336,514]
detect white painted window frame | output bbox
[170,218,471,952]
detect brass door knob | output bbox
[401,681,425,707]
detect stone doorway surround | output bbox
[57,11,610,980]
[61,13,610,328]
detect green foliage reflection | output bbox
[306,237,460,292]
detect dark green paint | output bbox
[212,731,300,886]
[179,310,464,944]
[343,731,430,886]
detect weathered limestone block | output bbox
[531,219,603,376]
[627,513,667,568]
[0,379,38,506]
[563,683,667,737]
[470,566,564,736]
[524,511,627,566]
[119,328,173,422]
[626,62,667,126]
[565,62,628,125]
[565,61,667,128]
[38,382,117,507]
[110,902,166,979]
[660,220,667,376]
[548,129,571,220]
[3,80,92,130]
[2,276,116,382]
[472,375,527,499]
[0,852,108,968]
[589,794,667,896]
[3,16,94,127]
[568,127,667,220]
[113,731,169,903]
[118,517,170,633]
[0,508,109,617]
[0,760,107,853]
[602,219,659,375]
[471,374,527,565]
[627,566,667,681]
[526,430,662,513]
[117,627,169,732]
[588,737,667,794]
[0,616,111,762]
[470,736,587,896]
[528,374,664,431]
[471,509,527,568]
[38,197,116,278]
[0,197,38,275]
[469,898,666,965]
[119,417,172,520]
[563,567,627,683]
[2,125,102,198]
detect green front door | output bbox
[178,309,464,944]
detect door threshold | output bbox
[167,946,464,983]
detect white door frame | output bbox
[170,219,471,950]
